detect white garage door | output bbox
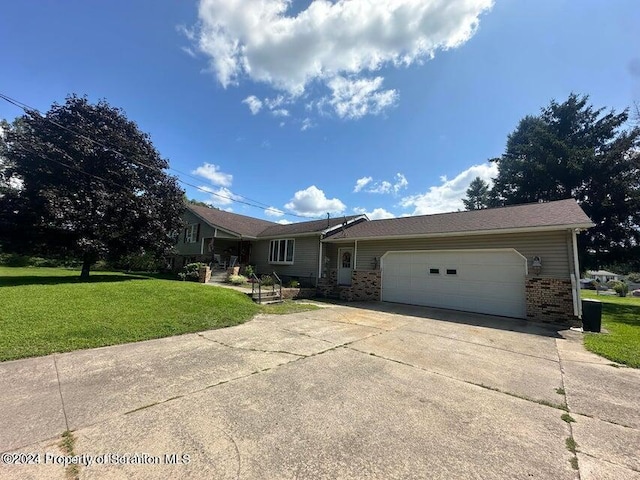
[381,249,527,319]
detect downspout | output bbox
[317,238,323,286]
[354,240,358,271]
[572,229,583,318]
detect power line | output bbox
[0,92,317,220]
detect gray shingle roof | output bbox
[258,215,363,237]
[187,204,363,238]
[326,199,594,241]
[187,204,276,237]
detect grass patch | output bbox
[565,437,577,454]
[569,456,579,470]
[581,291,640,368]
[555,387,565,395]
[561,413,575,423]
[59,430,79,480]
[0,267,261,361]
[260,301,321,315]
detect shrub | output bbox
[260,274,274,286]
[178,262,205,282]
[288,279,300,288]
[228,274,248,285]
[627,272,640,283]
[243,265,255,277]
[610,281,629,297]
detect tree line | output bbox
[462,93,640,272]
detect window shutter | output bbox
[183,228,187,243]
[196,224,200,242]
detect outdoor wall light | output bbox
[532,256,542,275]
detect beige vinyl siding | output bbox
[253,236,321,282]
[352,230,573,279]
[176,211,216,256]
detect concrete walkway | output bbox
[1,303,638,479]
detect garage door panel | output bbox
[382,250,526,319]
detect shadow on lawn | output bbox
[602,303,640,327]
[0,274,151,287]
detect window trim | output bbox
[185,224,198,243]
[269,239,295,264]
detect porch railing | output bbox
[250,272,283,303]
[272,271,283,301]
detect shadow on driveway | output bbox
[313,298,565,338]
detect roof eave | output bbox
[322,222,595,243]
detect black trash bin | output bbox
[582,299,602,333]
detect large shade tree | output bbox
[490,93,640,269]
[0,95,185,277]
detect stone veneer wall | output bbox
[198,265,212,283]
[281,288,316,300]
[351,270,381,301]
[525,277,577,325]
[316,269,380,301]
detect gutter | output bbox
[322,223,596,243]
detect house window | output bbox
[429,268,440,275]
[185,224,198,243]
[446,269,457,275]
[269,239,294,264]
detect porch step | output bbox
[249,291,282,304]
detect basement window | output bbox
[429,268,440,274]
[446,269,457,275]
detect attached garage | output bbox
[381,249,528,319]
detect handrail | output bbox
[272,272,282,301]
[251,273,261,304]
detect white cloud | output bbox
[284,185,346,217]
[393,173,408,193]
[353,176,372,193]
[198,185,242,208]
[276,219,293,225]
[353,207,395,220]
[192,163,233,187]
[400,162,498,215]
[359,173,408,194]
[181,46,197,58]
[327,76,398,119]
[193,0,493,118]
[242,95,263,114]
[271,108,289,117]
[264,206,284,217]
[300,118,314,131]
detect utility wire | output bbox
[0,92,318,220]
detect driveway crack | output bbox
[197,334,307,358]
[555,338,582,478]
[52,354,70,432]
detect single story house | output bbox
[173,204,365,286]
[174,199,593,324]
[586,270,622,283]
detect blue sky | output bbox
[1,0,638,223]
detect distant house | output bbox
[586,270,622,283]
[174,199,593,325]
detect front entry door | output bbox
[337,248,354,286]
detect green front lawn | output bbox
[581,290,640,368]
[0,267,317,361]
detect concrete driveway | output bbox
[1,302,638,479]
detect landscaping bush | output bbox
[610,280,629,297]
[260,274,274,286]
[243,265,255,277]
[288,279,300,288]
[178,263,205,282]
[627,272,640,283]
[228,274,248,285]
